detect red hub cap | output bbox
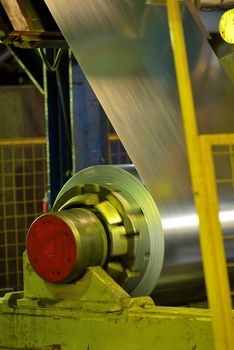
[27,214,77,283]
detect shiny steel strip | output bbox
[44,0,234,213]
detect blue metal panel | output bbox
[71,59,108,172]
[44,49,72,207]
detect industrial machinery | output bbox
[1,0,234,350]
[26,165,234,306]
[0,165,228,349]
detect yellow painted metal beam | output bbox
[0,138,46,145]
[198,134,234,145]
[108,134,120,142]
[166,1,234,349]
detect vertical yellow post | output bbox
[165,1,234,349]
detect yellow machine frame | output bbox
[166,0,234,349]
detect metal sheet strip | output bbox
[44,0,234,214]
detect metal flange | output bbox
[53,165,164,296]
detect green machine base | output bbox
[0,254,222,350]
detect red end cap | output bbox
[27,214,77,283]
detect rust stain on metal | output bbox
[45,345,61,350]
[28,346,62,350]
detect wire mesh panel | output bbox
[212,143,234,296]
[0,138,47,290]
[199,134,234,311]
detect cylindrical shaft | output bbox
[27,208,108,283]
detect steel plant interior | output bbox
[42,0,234,305]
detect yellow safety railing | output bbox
[200,133,234,300]
[166,1,234,349]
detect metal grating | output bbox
[0,138,47,290]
